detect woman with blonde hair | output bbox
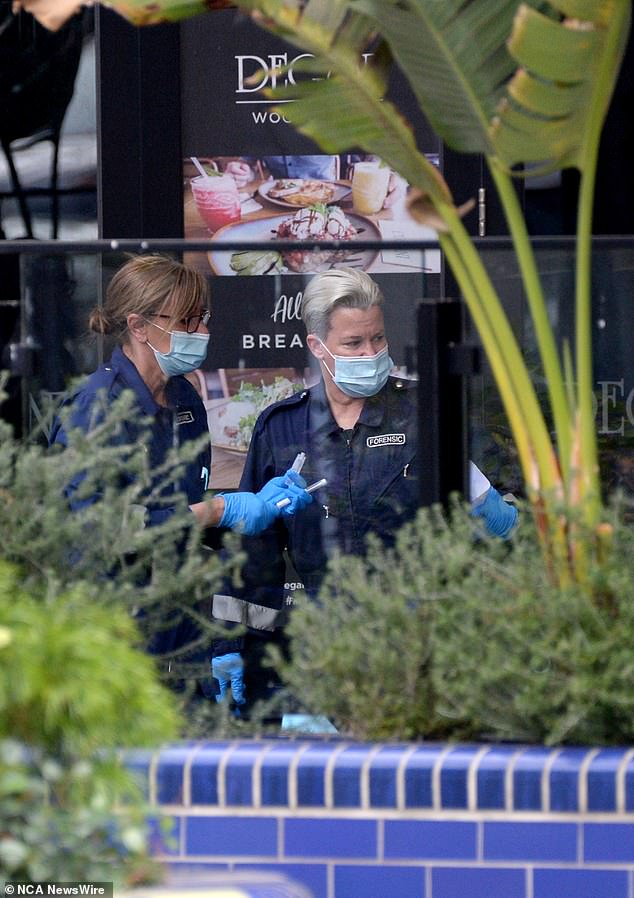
[52,254,311,532]
[50,255,312,683]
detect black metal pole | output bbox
[417,298,476,507]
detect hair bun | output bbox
[88,306,110,335]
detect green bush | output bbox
[0,382,247,883]
[433,503,634,745]
[277,499,634,745]
[0,389,242,683]
[0,558,178,885]
[0,561,180,754]
[0,740,162,885]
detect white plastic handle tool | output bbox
[276,477,327,509]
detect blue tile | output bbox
[624,756,634,812]
[285,817,376,859]
[156,744,199,805]
[549,747,589,812]
[512,747,554,810]
[369,745,407,808]
[332,744,373,808]
[335,864,425,898]
[120,748,153,800]
[476,745,519,810]
[190,742,233,805]
[432,866,525,898]
[384,820,476,860]
[297,743,343,807]
[440,746,483,809]
[185,815,277,856]
[236,863,328,898]
[147,814,180,857]
[225,742,267,806]
[261,742,302,806]
[586,748,624,811]
[534,868,628,898]
[484,821,577,861]
[404,745,447,808]
[585,823,634,862]
[167,862,230,876]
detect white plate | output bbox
[258,178,351,208]
[207,212,380,277]
[204,398,254,454]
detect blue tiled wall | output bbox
[122,740,634,898]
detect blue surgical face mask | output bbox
[147,321,209,377]
[319,340,394,398]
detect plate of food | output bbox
[204,398,253,456]
[258,178,351,208]
[208,205,381,276]
[204,378,304,453]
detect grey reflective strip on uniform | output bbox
[211,594,282,631]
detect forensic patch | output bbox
[175,411,194,425]
[366,433,406,447]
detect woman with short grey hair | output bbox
[301,268,384,340]
[234,267,518,706]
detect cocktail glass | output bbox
[191,174,241,233]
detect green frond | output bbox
[493,1,631,170]
[350,0,518,154]
[237,0,455,202]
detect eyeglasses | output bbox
[152,309,211,334]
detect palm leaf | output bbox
[345,0,628,173]
[493,1,631,170]
[238,0,453,204]
[238,0,563,494]
[349,0,519,155]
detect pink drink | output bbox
[192,174,241,232]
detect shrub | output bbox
[0,561,180,754]
[0,740,162,885]
[0,558,178,885]
[0,388,242,685]
[277,498,634,745]
[0,382,246,882]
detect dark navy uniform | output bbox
[50,345,213,664]
[238,375,418,606]
[50,345,211,520]
[231,375,417,702]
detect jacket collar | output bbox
[310,377,387,436]
[109,345,161,417]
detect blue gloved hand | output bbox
[257,468,313,517]
[470,486,519,539]
[219,491,277,535]
[211,652,245,705]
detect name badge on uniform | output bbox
[367,433,406,447]
[176,411,194,425]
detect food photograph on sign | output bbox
[183,154,441,276]
[186,364,313,489]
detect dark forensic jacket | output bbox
[238,375,419,609]
[50,345,211,522]
[50,346,215,661]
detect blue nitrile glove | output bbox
[219,491,277,535]
[257,468,313,518]
[211,652,245,705]
[470,486,519,539]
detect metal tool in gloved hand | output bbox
[219,466,312,534]
[213,457,314,711]
[276,453,327,510]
